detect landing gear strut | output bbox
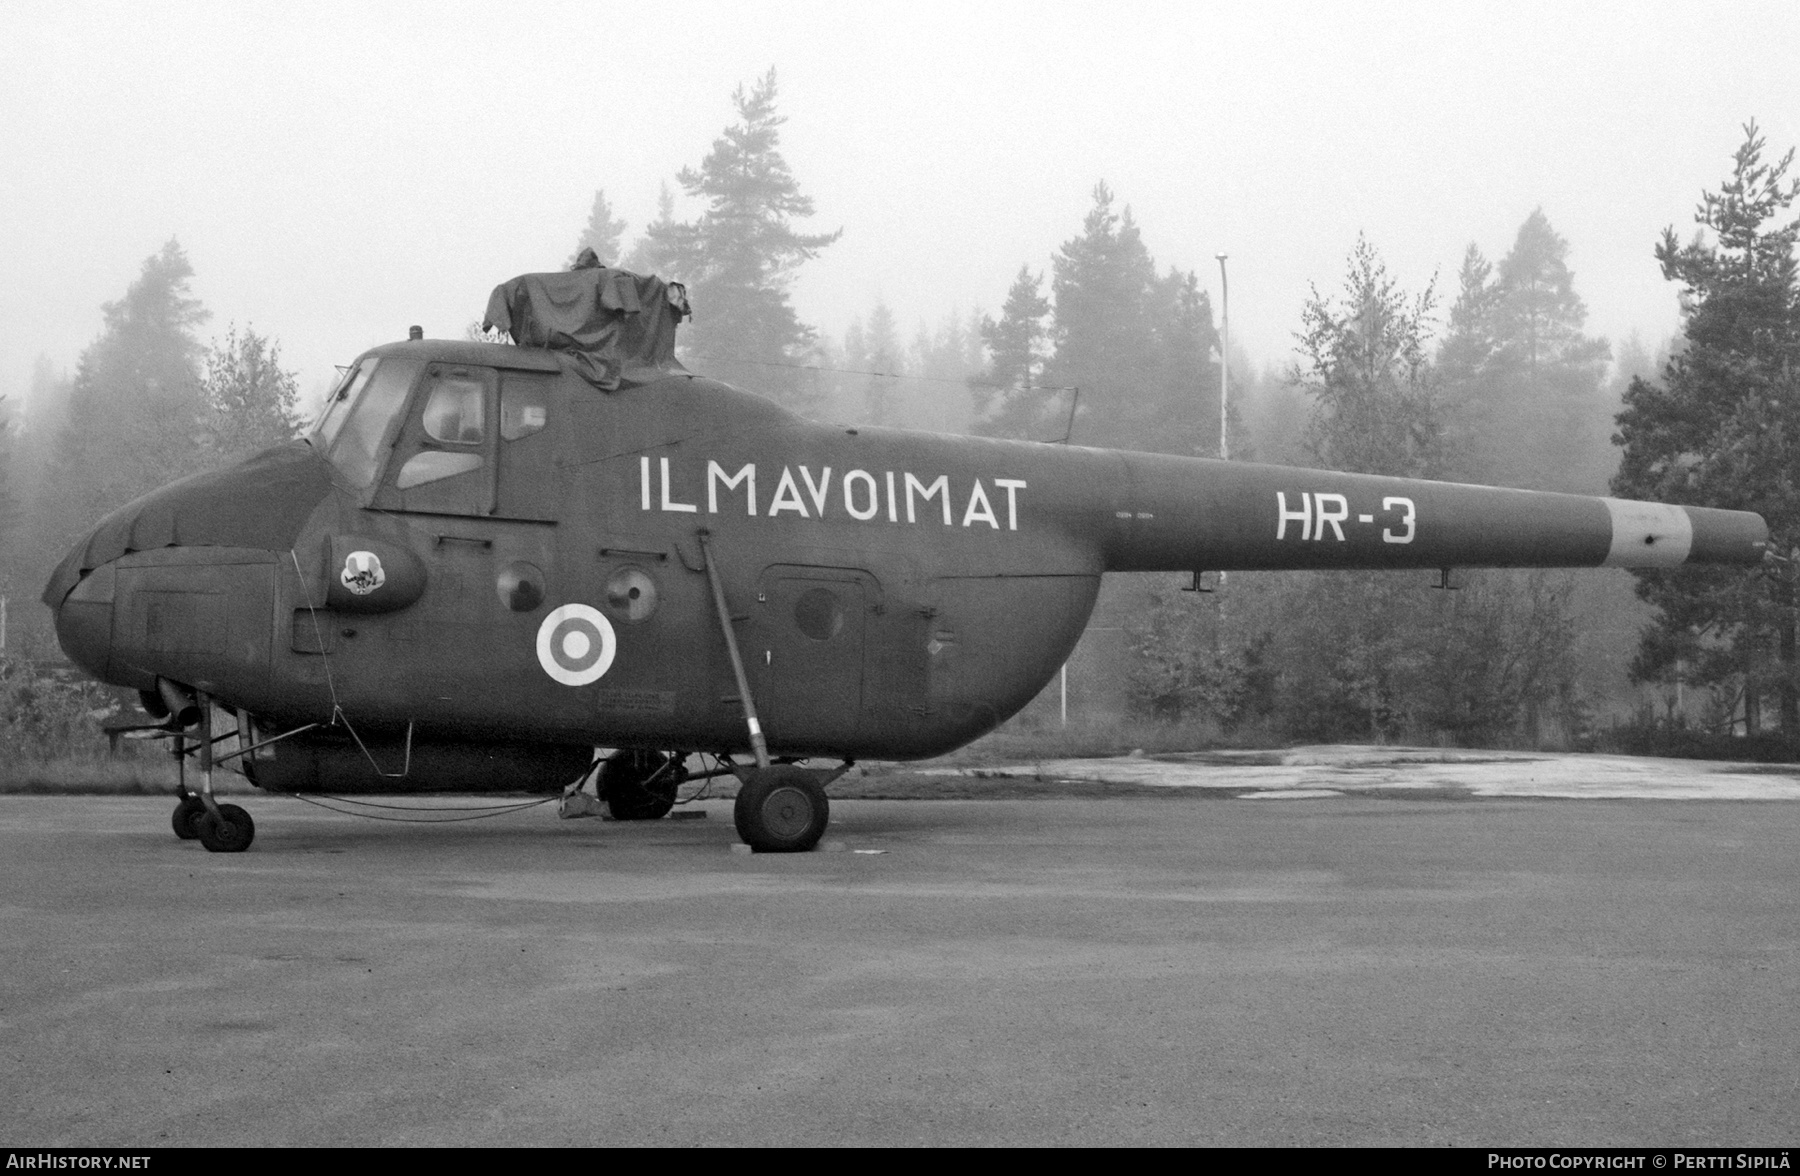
[170,727,210,842]
[697,531,851,853]
[167,689,256,853]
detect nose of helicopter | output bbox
[42,443,339,691]
[51,562,117,681]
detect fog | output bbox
[3,0,1794,411]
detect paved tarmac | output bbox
[2,785,1797,1146]
[946,745,1800,800]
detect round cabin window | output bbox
[605,567,659,623]
[793,587,844,641]
[496,561,545,612]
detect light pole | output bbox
[1215,254,1232,596]
[1215,253,1230,460]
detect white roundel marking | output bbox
[536,604,616,686]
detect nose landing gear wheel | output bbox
[733,767,829,853]
[171,796,206,840]
[196,804,255,853]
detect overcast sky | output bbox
[2,0,1795,419]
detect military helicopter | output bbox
[43,264,1770,854]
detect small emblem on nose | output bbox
[340,551,387,596]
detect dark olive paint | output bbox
[45,336,1769,800]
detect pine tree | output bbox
[1613,122,1800,732]
[827,317,867,425]
[1045,185,1173,450]
[0,396,16,555]
[909,314,958,385]
[1437,245,1501,475]
[621,183,677,274]
[975,186,1218,452]
[1143,264,1217,455]
[643,69,840,412]
[909,310,980,433]
[971,266,1051,436]
[1440,246,1501,378]
[860,299,901,426]
[1438,211,1611,490]
[1046,183,1218,453]
[841,317,868,374]
[1491,209,1613,489]
[18,356,71,495]
[1606,332,1665,401]
[569,189,628,267]
[47,239,211,544]
[0,360,73,654]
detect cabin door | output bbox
[750,566,871,750]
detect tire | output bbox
[600,750,683,821]
[171,796,206,841]
[196,803,255,853]
[733,767,829,853]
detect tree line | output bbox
[3,64,1793,755]
[535,91,1800,748]
[0,243,302,657]
[1117,126,1797,748]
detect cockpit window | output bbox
[325,357,424,489]
[396,450,483,488]
[311,360,375,450]
[501,382,549,441]
[422,376,486,444]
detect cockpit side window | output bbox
[422,377,487,445]
[495,373,560,520]
[501,382,549,441]
[325,357,424,490]
[396,450,483,489]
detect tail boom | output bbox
[1096,455,1768,574]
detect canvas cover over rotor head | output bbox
[481,267,691,390]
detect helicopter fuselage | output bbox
[45,337,1770,795]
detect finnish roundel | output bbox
[535,604,617,686]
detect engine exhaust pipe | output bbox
[137,688,169,720]
[155,678,200,729]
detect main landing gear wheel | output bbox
[600,749,684,821]
[171,796,206,841]
[195,804,255,853]
[733,767,830,853]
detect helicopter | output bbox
[43,264,1770,854]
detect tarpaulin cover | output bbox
[481,267,689,390]
[42,442,336,606]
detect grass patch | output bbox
[829,768,1213,801]
[1585,724,1800,763]
[935,714,1278,766]
[0,756,254,796]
